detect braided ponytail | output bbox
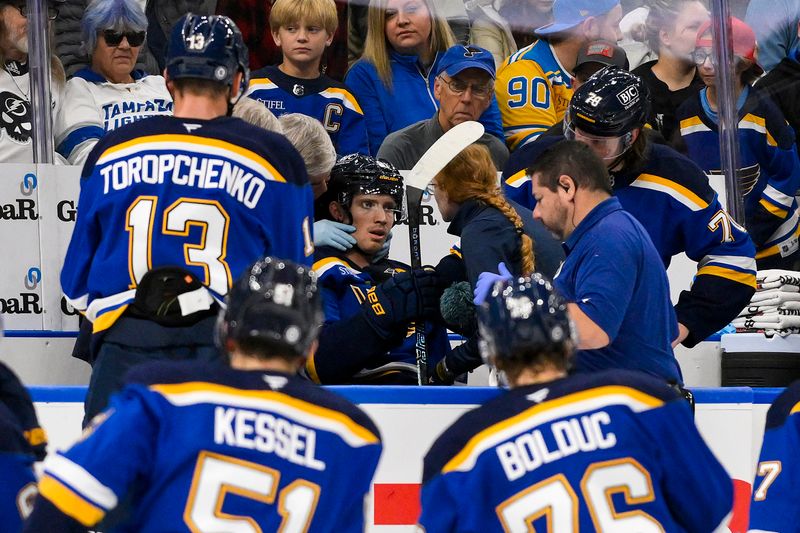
[434,144,535,275]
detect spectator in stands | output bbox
[494,0,622,150]
[54,0,215,77]
[219,0,350,79]
[246,0,369,156]
[677,18,800,270]
[633,0,708,144]
[378,44,508,170]
[0,0,67,163]
[745,0,800,73]
[757,21,800,153]
[345,0,503,155]
[55,0,172,165]
[426,143,564,384]
[498,0,553,50]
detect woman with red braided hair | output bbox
[428,143,563,383]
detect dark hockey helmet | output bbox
[565,66,650,138]
[477,273,575,364]
[166,14,249,94]
[322,154,406,222]
[217,257,323,358]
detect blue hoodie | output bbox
[346,49,503,156]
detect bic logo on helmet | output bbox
[616,86,639,108]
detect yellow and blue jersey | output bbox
[503,136,757,346]
[420,370,733,532]
[495,40,573,150]
[678,87,800,265]
[33,360,382,532]
[60,115,315,335]
[750,381,800,532]
[247,66,370,156]
[306,247,450,384]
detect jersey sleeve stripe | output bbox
[631,174,709,211]
[679,116,711,136]
[38,476,106,526]
[789,400,800,414]
[64,293,89,312]
[695,265,757,287]
[762,184,795,210]
[760,198,789,218]
[96,134,287,184]
[150,382,379,446]
[757,224,800,259]
[44,453,119,509]
[441,386,664,475]
[320,88,365,114]
[505,169,530,188]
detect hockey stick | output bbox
[405,120,485,385]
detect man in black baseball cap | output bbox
[574,39,630,89]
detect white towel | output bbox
[756,269,800,289]
[738,301,800,317]
[732,314,800,329]
[750,291,800,306]
[735,326,800,337]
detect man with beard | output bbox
[0,0,67,162]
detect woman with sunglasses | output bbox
[55,0,172,165]
[677,17,800,270]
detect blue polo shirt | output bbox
[554,197,681,382]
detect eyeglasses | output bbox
[101,29,146,47]
[691,48,715,66]
[354,198,402,218]
[10,2,58,20]
[437,75,493,99]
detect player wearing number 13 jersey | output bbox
[25,258,382,533]
[61,14,314,423]
[419,275,733,533]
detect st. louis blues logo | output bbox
[462,45,480,57]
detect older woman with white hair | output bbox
[55,0,172,165]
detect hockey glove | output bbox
[361,269,444,339]
[473,262,513,305]
[314,220,356,251]
[428,357,456,385]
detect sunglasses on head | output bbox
[101,29,146,47]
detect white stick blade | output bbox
[405,121,485,191]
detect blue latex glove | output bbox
[473,262,513,305]
[372,230,393,263]
[314,220,356,251]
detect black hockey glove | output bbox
[428,358,456,385]
[361,269,444,339]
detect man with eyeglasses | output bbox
[0,0,68,162]
[305,153,453,385]
[377,44,509,171]
[55,0,173,165]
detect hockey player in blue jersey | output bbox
[246,0,369,156]
[25,257,383,533]
[61,14,315,422]
[502,67,757,348]
[0,350,47,532]
[306,154,456,384]
[419,274,734,532]
[749,380,800,532]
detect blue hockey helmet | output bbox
[477,273,575,364]
[166,14,249,96]
[217,257,323,358]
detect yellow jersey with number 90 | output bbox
[495,40,573,150]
